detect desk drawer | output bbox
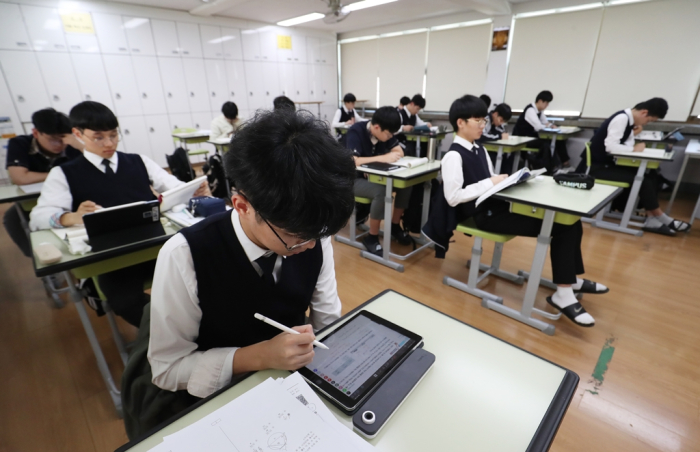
[615,157,660,169]
[511,202,580,225]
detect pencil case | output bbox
[188,196,226,217]
[553,173,595,190]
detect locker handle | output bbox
[55,44,65,49]
[190,92,195,97]
[53,95,60,101]
[150,127,155,132]
[310,91,314,95]
[142,93,147,99]
[85,94,92,100]
[116,93,121,99]
[132,48,140,52]
[195,124,200,128]
[168,93,172,98]
[183,51,189,55]
[124,129,130,135]
[249,92,253,96]
[16,42,28,47]
[212,92,216,97]
[71,45,80,50]
[17,95,25,102]
[119,47,127,52]
[172,50,179,54]
[231,92,235,96]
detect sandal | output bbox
[668,219,691,233]
[642,224,676,236]
[574,279,609,295]
[546,297,595,327]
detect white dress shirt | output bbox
[441,135,496,207]
[402,107,427,127]
[524,103,548,132]
[209,114,243,141]
[148,209,342,398]
[603,108,635,154]
[331,105,363,129]
[29,150,183,231]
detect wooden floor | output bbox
[1,195,699,452]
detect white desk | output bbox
[403,129,453,159]
[538,126,581,157]
[117,290,578,452]
[666,139,700,225]
[483,136,538,174]
[172,130,210,150]
[0,183,40,204]
[206,137,230,154]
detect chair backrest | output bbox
[166,147,195,182]
[584,142,592,176]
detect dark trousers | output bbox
[589,164,659,211]
[97,260,156,327]
[3,204,31,257]
[474,202,584,284]
[526,138,570,172]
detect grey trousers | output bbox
[354,178,413,220]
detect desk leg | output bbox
[619,160,647,232]
[65,271,123,415]
[415,138,421,158]
[495,147,504,174]
[512,151,521,174]
[690,193,700,226]
[360,177,404,272]
[482,210,557,335]
[550,135,556,156]
[421,180,431,227]
[666,153,690,215]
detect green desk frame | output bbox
[483,136,538,174]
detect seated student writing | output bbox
[512,90,570,170]
[424,95,608,327]
[399,94,432,133]
[29,101,209,327]
[331,93,364,144]
[477,102,514,172]
[397,96,411,111]
[210,101,243,140]
[273,95,295,111]
[345,106,414,255]
[576,97,689,236]
[4,108,81,257]
[121,109,356,438]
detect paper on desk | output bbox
[614,148,668,159]
[147,441,174,452]
[18,182,44,194]
[51,226,91,255]
[163,210,204,228]
[162,377,363,452]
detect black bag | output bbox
[201,153,230,199]
[165,147,195,182]
[553,172,595,190]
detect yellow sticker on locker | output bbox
[61,12,95,34]
[277,35,292,50]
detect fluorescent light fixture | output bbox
[122,18,149,29]
[606,0,652,5]
[345,0,399,12]
[339,35,379,44]
[277,12,325,27]
[430,18,492,31]
[515,2,603,18]
[380,28,428,38]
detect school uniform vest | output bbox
[399,109,417,127]
[589,110,633,166]
[179,211,323,352]
[477,112,503,143]
[61,152,156,211]
[338,108,355,123]
[512,104,538,138]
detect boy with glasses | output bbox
[30,101,209,327]
[121,109,356,438]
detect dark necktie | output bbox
[102,158,115,176]
[256,253,277,286]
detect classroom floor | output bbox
[0,195,699,452]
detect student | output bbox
[478,103,514,173]
[4,108,81,257]
[397,96,411,111]
[578,97,690,235]
[273,95,295,111]
[29,101,209,327]
[121,109,356,438]
[331,93,363,129]
[479,94,492,109]
[424,95,608,327]
[210,101,243,140]
[512,90,570,170]
[399,94,432,133]
[345,106,413,254]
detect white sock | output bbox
[572,277,608,292]
[645,215,665,228]
[552,286,595,325]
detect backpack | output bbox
[202,153,230,199]
[166,147,195,182]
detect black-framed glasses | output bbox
[261,217,315,251]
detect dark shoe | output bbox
[668,219,690,233]
[642,224,676,236]
[546,297,595,327]
[362,236,383,257]
[391,223,414,246]
[574,279,609,295]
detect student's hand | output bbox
[426,122,432,127]
[489,174,508,185]
[193,181,211,197]
[633,125,643,135]
[258,325,316,370]
[346,118,355,125]
[501,132,510,140]
[60,201,101,226]
[633,142,646,153]
[403,125,414,132]
[380,152,402,164]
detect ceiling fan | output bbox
[322,0,351,24]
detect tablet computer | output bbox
[298,310,423,414]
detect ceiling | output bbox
[106,0,540,33]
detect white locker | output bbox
[35,52,82,113]
[200,25,224,59]
[319,38,336,65]
[244,62,264,111]
[101,55,142,116]
[152,20,181,57]
[241,31,261,61]
[259,31,278,62]
[262,61,281,106]
[278,46,293,64]
[308,64,322,102]
[182,59,210,112]
[119,116,151,158]
[70,53,114,110]
[123,17,156,56]
[92,13,129,55]
[0,51,50,121]
[293,64,310,101]
[204,59,229,112]
[132,56,167,115]
[306,37,320,64]
[21,5,67,52]
[322,64,338,106]
[190,111,211,130]
[176,23,203,59]
[224,60,248,111]
[168,113,193,131]
[158,57,189,114]
[143,114,173,167]
[0,3,31,51]
[221,28,243,60]
[278,62,294,98]
[65,33,100,53]
[291,35,307,63]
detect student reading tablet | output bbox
[121,109,357,439]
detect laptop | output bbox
[83,200,165,252]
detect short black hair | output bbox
[449,95,488,130]
[31,108,72,135]
[273,96,295,111]
[69,101,119,131]
[371,106,402,133]
[536,90,553,103]
[221,101,238,120]
[410,94,426,109]
[343,93,356,103]
[492,103,512,121]
[399,96,411,106]
[479,94,492,108]
[225,109,356,240]
[634,97,668,119]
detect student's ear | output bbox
[31,128,40,139]
[231,194,251,216]
[456,118,467,132]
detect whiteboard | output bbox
[505,7,603,114]
[582,0,700,121]
[340,39,378,107]
[425,23,492,112]
[377,32,428,108]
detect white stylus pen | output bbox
[254,313,329,350]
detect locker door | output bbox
[278,62,295,99]
[221,28,243,60]
[204,59,229,112]
[0,51,50,121]
[132,56,167,115]
[176,22,203,59]
[119,116,151,159]
[200,25,224,59]
[35,52,82,113]
[244,62,263,112]
[0,3,31,51]
[293,64,310,101]
[21,5,67,52]
[144,114,173,167]
[158,57,190,114]
[224,60,248,111]
[241,31,261,61]
[182,59,210,112]
[102,55,142,117]
[71,53,114,110]
[122,17,156,56]
[92,13,129,55]
[261,61,280,108]
[152,20,181,57]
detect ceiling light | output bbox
[277,12,325,27]
[430,18,491,31]
[344,0,398,12]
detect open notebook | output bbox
[476,167,546,207]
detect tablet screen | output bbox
[300,311,421,412]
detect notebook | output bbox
[476,167,546,207]
[159,176,207,213]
